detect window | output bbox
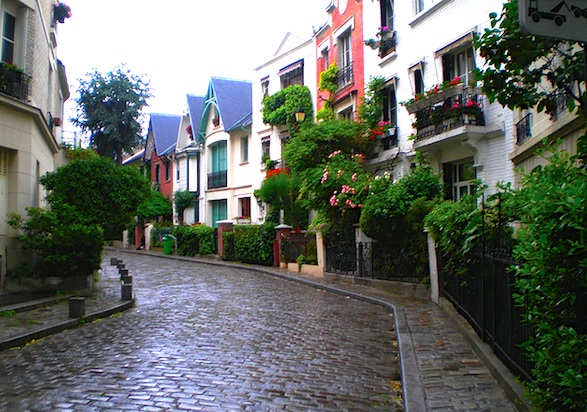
[239,197,251,219]
[208,141,227,189]
[381,0,394,30]
[442,47,476,85]
[210,199,227,228]
[443,159,476,200]
[240,135,249,163]
[382,85,397,126]
[2,12,15,63]
[261,138,270,160]
[261,77,269,97]
[279,60,304,88]
[415,0,442,14]
[338,106,354,120]
[155,164,160,183]
[0,149,8,235]
[414,68,424,95]
[165,162,170,181]
[321,48,329,71]
[338,31,353,87]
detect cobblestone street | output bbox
[0,252,402,411]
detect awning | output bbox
[278,60,303,77]
[434,31,475,58]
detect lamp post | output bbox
[295,109,306,123]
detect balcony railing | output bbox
[0,64,30,102]
[207,170,227,189]
[408,85,486,139]
[337,63,353,89]
[515,114,532,146]
[379,31,396,58]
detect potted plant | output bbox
[53,2,71,23]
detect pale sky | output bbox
[58,0,331,141]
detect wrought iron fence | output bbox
[281,232,317,264]
[439,244,534,382]
[337,63,354,89]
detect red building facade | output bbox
[315,0,365,119]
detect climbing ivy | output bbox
[262,84,313,133]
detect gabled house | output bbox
[315,0,365,120]
[362,0,515,197]
[197,77,254,228]
[144,113,181,200]
[253,32,318,221]
[0,0,70,288]
[173,94,205,225]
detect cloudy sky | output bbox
[58,0,330,140]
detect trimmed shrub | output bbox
[234,223,274,266]
[221,231,235,261]
[172,225,215,256]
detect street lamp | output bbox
[295,109,306,123]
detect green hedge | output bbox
[233,223,274,266]
[221,231,235,261]
[172,225,215,256]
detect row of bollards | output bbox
[68,257,134,318]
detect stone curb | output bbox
[0,299,134,352]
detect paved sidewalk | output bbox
[0,248,530,411]
[0,257,132,351]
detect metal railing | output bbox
[337,63,353,89]
[207,170,227,189]
[0,64,30,102]
[515,114,532,145]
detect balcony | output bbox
[515,114,532,146]
[0,64,30,102]
[406,85,485,140]
[337,63,353,89]
[207,170,227,189]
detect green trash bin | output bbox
[162,235,173,255]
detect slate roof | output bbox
[149,113,181,156]
[186,94,205,133]
[210,77,252,132]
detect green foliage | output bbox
[172,224,215,256]
[233,223,275,266]
[318,63,339,95]
[8,207,103,278]
[73,64,152,164]
[474,0,587,157]
[360,166,443,280]
[150,226,172,249]
[136,190,172,221]
[316,64,339,122]
[173,190,195,224]
[357,76,388,132]
[40,156,150,239]
[254,171,307,228]
[504,149,587,410]
[262,84,314,133]
[221,231,235,261]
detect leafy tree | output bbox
[73,64,152,164]
[40,156,150,239]
[173,190,195,225]
[262,84,314,134]
[474,0,587,156]
[136,190,173,222]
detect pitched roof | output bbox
[186,94,205,132]
[149,113,181,156]
[210,77,252,132]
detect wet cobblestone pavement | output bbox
[0,252,402,411]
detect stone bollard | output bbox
[110,257,119,266]
[121,283,133,301]
[122,275,132,284]
[69,297,86,318]
[119,268,129,279]
[117,263,126,270]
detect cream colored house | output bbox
[0,0,70,288]
[362,0,516,198]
